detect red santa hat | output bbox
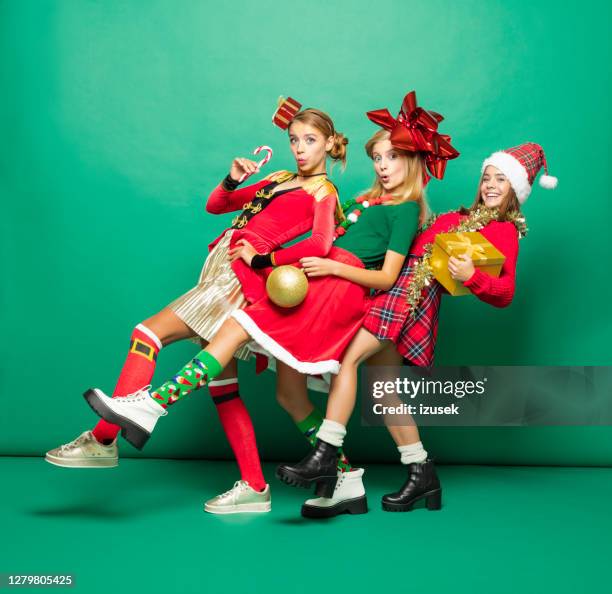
[481,142,558,204]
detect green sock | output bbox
[296,407,353,473]
[296,408,324,445]
[151,350,223,406]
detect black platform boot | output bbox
[382,458,442,512]
[276,439,339,498]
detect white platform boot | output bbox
[301,468,368,518]
[83,386,167,450]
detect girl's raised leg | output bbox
[46,308,195,468]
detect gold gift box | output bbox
[430,231,505,296]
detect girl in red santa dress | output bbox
[276,140,557,514]
[47,99,348,513]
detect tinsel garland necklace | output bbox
[334,195,394,240]
[404,206,528,318]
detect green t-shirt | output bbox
[334,199,420,268]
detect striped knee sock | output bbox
[209,378,266,492]
[93,324,162,444]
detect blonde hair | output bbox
[290,108,348,168]
[364,129,429,225]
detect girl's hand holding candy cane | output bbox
[229,158,260,182]
[228,146,274,184]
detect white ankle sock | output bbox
[316,419,346,447]
[398,441,428,464]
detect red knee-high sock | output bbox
[92,324,162,444]
[209,378,266,492]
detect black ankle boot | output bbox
[276,439,339,497]
[382,458,442,512]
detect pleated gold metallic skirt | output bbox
[168,230,251,360]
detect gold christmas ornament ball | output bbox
[266,265,309,308]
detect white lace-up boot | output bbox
[301,468,368,518]
[83,385,167,450]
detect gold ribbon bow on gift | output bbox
[446,233,486,259]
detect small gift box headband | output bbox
[272,96,303,130]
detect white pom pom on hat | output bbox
[539,174,558,189]
[482,142,557,204]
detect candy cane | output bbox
[238,145,273,183]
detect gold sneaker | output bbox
[45,430,118,468]
[204,480,271,514]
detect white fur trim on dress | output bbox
[482,151,531,204]
[249,349,332,393]
[136,323,163,350]
[231,310,341,376]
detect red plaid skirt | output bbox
[363,255,443,367]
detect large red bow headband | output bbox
[366,90,459,183]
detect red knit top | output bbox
[206,176,337,303]
[411,211,520,308]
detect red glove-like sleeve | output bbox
[206,179,269,214]
[272,194,337,266]
[463,225,519,308]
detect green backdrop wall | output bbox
[2,0,610,465]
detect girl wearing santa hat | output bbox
[276,141,557,514]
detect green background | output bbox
[1,0,611,465]
[2,459,611,594]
